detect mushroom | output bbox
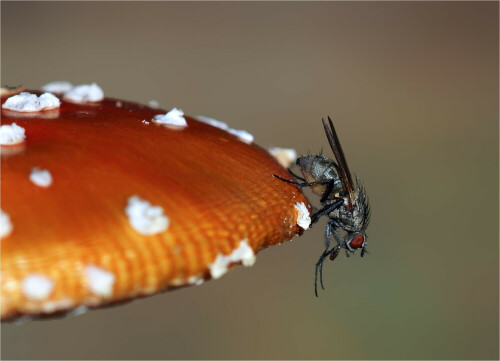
[0,85,310,320]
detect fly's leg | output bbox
[315,249,332,297]
[315,247,341,297]
[323,219,333,250]
[329,247,341,261]
[320,180,336,203]
[315,222,341,296]
[320,247,340,287]
[361,247,368,257]
[319,228,342,289]
[330,228,343,254]
[311,198,344,224]
[287,169,305,181]
[319,226,342,289]
[318,222,332,291]
[272,174,328,188]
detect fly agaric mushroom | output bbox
[0,85,310,320]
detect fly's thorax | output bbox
[297,155,343,198]
[329,178,370,234]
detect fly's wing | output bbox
[322,117,355,206]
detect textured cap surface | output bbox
[0,88,309,320]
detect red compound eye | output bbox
[350,234,365,249]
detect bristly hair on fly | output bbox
[273,116,371,296]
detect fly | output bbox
[273,117,370,296]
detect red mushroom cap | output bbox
[0,87,310,320]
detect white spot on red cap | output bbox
[63,83,104,103]
[228,128,254,143]
[70,305,88,316]
[0,208,13,239]
[208,239,256,279]
[41,298,74,313]
[41,81,73,93]
[196,115,229,131]
[84,265,115,298]
[29,168,53,188]
[195,115,253,143]
[294,202,311,230]
[148,100,160,108]
[125,196,169,235]
[269,147,297,168]
[2,92,60,112]
[21,274,54,300]
[170,279,185,286]
[152,108,187,127]
[188,275,203,285]
[0,123,25,145]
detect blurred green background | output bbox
[1,2,498,359]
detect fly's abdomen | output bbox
[298,155,344,198]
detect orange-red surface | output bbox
[0,90,309,320]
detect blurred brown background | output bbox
[1,2,498,359]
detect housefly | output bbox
[273,117,370,296]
